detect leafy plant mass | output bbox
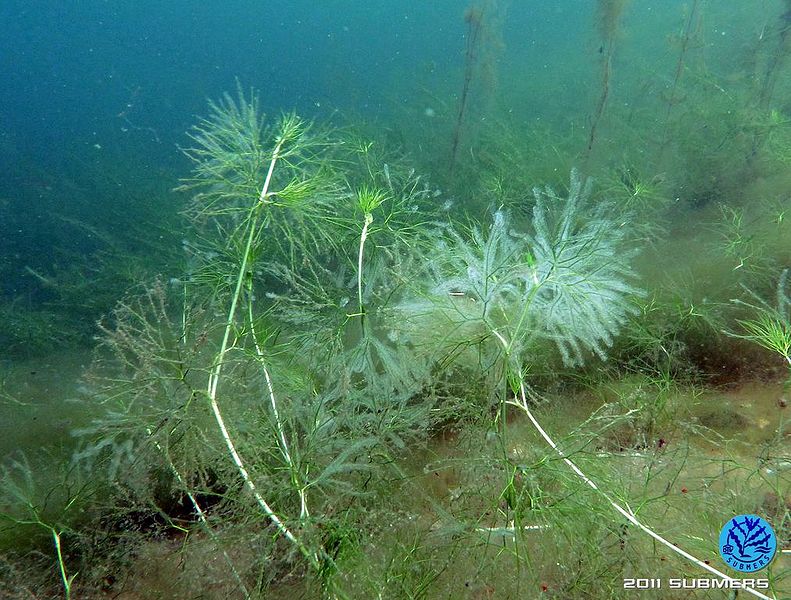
[3,3,791,599]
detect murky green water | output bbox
[3,1,791,597]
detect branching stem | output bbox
[247,300,309,520]
[205,135,318,569]
[51,529,73,600]
[492,330,773,600]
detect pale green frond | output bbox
[737,313,791,358]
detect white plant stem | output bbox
[494,333,774,600]
[148,430,251,599]
[205,139,318,569]
[247,302,309,520]
[357,213,373,318]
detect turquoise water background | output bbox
[0,1,777,345]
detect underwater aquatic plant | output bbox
[354,184,388,323]
[449,1,508,177]
[399,168,641,368]
[164,87,447,592]
[388,168,761,596]
[526,170,642,363]
[188,108,325,568]
[261,155,444,453]
[732,268,791,367]
[660,0,702,154]
[586,0,631,159]
[179,84,344,286]
[0,454,85,600]
[449,5,485,176]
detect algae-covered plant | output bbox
[2,3,791,599]
[6,83,786,598]
[77,89,648,597]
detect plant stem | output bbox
[493,325,772,600]
[247,300,309,520]
[586,49,612,159]
[51,529,72,600]
[357,213,373,324]
[205,136,318,569]
[148,429,252,599]
[450,7,484,175]
[659,0,700,161]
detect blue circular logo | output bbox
[718,514,777,572]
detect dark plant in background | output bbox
[758,0,791,109]
[586,0,631,159]
[449,6,485,176]
[744,1,791,168]
[448,1,509,179]
[659,0,702,158]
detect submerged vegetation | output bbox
[2,2,791,599]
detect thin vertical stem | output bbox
[51,529,72,600]
[204,135,319,569]
[659,0,700,158]
[586,50,612,159]
[357,213,373,322]
[450,7,484,175]
[247,299,309,520]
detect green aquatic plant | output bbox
[399,169,641,369]
[385,169,772,595]
[599,163,670,215]
[715,204,775,278]
[0,454,90,600]
[354,184,388,322]
[179,85,343,282]
[72,88,355,595]
[732,268,791,368]
[262,171,444,467]
[72,86,455,597]
[739,311,791,363]
[388,168,645,526]
[186,107,327,571]
[613,291,714,379]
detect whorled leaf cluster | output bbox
[396,169,642,366]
